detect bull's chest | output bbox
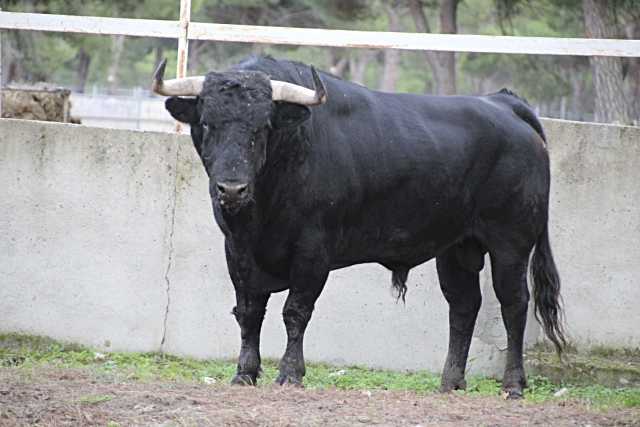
[251,227,293,280]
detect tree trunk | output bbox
[582,0,632,124]
[349,50,376,86]
[6,33,25,83]
[74,48,91,93]
[380,4,402,91]
[408,0,458,95]
[328,49,349,78]
[624,16,640,124]
[188,40,208,73]
[570,72,585,120]
[438,0,458,95]
[107,35,126,94]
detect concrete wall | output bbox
[1,118,638,376]
[545,120,640,348]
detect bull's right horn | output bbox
[151,58,205,96]
[270,66,327,106]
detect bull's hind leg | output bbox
[436,245,482,392]
[231,291,270,385]
[489,249,531,399]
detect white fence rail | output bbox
[1,11,639,57]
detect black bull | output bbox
[156,55,565,398]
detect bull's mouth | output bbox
[218,196,251,215]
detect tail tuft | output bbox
[391,268,409,303]
[530,225,566,355]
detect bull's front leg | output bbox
[230,290,270,385]
[275,287,323,385]
[276,233,329,386]
[226,239,270,386]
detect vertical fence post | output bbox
[0,8,3,118]
[175,0,191,133]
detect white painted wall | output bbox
[1,118,638,376]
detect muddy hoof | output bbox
[502,389,524,400]
[275,373,303,387]
[440,379,467,393]
[230,373,257,386]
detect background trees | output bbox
[581,0,638,124]
[1,0,637,124]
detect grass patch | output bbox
[78,394,114,405]
[261,361,442,393]
[588,345,640,361]
[1,333,638,410]
[526,342,640,391]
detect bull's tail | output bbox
[391,268,409,303]
[530,224,566,355]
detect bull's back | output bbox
[306,88,548,267]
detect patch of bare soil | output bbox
[0,367,637,427]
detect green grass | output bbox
[1,333,639,410]
[78,394,114,405]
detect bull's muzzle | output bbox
[216,181,250,213]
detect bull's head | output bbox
[152,59,326,215]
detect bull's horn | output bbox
[151,58,205,96]
[270,66,327,106]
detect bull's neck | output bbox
[255,125,310,210]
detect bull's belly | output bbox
[253,197,470,280]
[252,220,465,281]
[330,212,467,270]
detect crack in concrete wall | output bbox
[160,143,180,352]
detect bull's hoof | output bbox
[275,373,303,387]
[230,373,257,386]
[502,374,527,399]
[440,378,466,393]
[502,388,524,400]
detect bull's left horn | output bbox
[151,58,205,96]
[270,66,327,106]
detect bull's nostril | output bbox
[217,181,249,198]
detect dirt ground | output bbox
[1,367,638,427]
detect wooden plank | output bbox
[189,22,640,57]
[0,11,179,39]
[1,11,639,57]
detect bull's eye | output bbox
[201,122,209,131]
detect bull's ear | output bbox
[165,97,199,124]
[272,102,310,129]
